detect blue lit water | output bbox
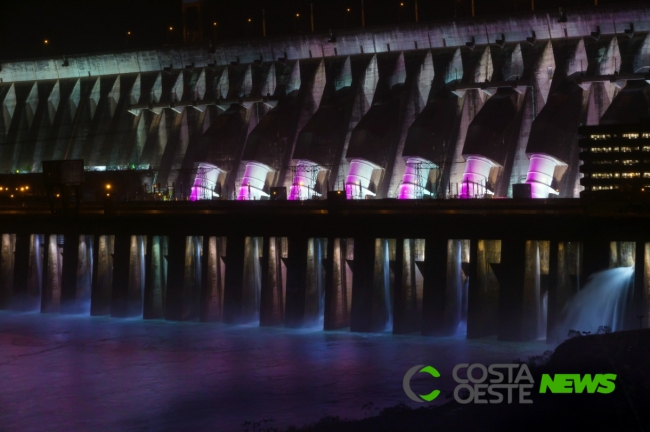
[0,312,546,432]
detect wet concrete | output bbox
[0,312,545,431]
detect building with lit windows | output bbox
[578,124,650,199]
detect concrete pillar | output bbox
[177,236,201,321]
[111,234,131,317]
[200,236,225,322]
[222,236,246,324]
[241,237,262,323]
[393,239,424,334]
[91,235,114,316]
[421,238,448,336]
[108,235,144,318]
[127,235,145,317]
[324,238,353,330]
[12,234,32,310]
[521,241,549,341]
[77,236,93,310]
[41,234,62,313]
[494,240,526,341]
[60,234,80,313]
[372,238,395,332]
[0,234,16,310]
[305,238,326,327]
[144,235,167,319]
[285,236,308,327]
[546,240,560,343]
[164,235,186,321]
[350,237,394,332]
[260,237,286,326]
[350,237,375,332]
[467,239,501,339]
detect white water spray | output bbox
[558,267,634,337]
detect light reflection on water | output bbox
[0,312,546,432]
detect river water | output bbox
[0,312,546,432]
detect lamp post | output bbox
[398,2,404,23]
[345,8,351,27]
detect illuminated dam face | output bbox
[2,3,650,200]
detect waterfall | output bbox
[457,274,469,336]
[384,239,393,332]
[317,239,326,327]
[558,267,635,337]
[539,292,548,340]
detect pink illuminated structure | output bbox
[398,157,435,199]
[238,161,272,200]
[189,163,224,201]
[288,160,321,200]
[459,156,495,198]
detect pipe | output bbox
[524,153,563,198]
[289,160,321,200]
[238,161,272,200]
[459,156,495,198]
[345,159,379,199]
[398,157,435,199]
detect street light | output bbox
[295,13,301,32]
[398,2,404,23]
[345,8,351,27]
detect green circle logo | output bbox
[403,365,441,403]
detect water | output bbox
[383,239,393,332]
[558,267,635,337]
[455,276,469,337]
[0,312,545,432]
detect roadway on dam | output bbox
[0,198,647,241]
[0,312,546,432]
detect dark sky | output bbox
[0,0,629,61]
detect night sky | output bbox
[0,0,629,60]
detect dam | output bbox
[0,3,649,343]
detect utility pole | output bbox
[310,3,315,32]
[361,0,366,27]
[471,0,475,17]
[415,0,419,23]
[262,9,267,37]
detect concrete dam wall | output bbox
[2,3,650,200]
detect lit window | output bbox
[622,133,639,139]
[590,134,611,140]
[622,160,639,165]
[643,133,650,139]
[644,173,650,178]
[621,172,641,178]
[591,173,614,179]
[620,147,633,152]
[643,146,650,152]
[593,160,612,164]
